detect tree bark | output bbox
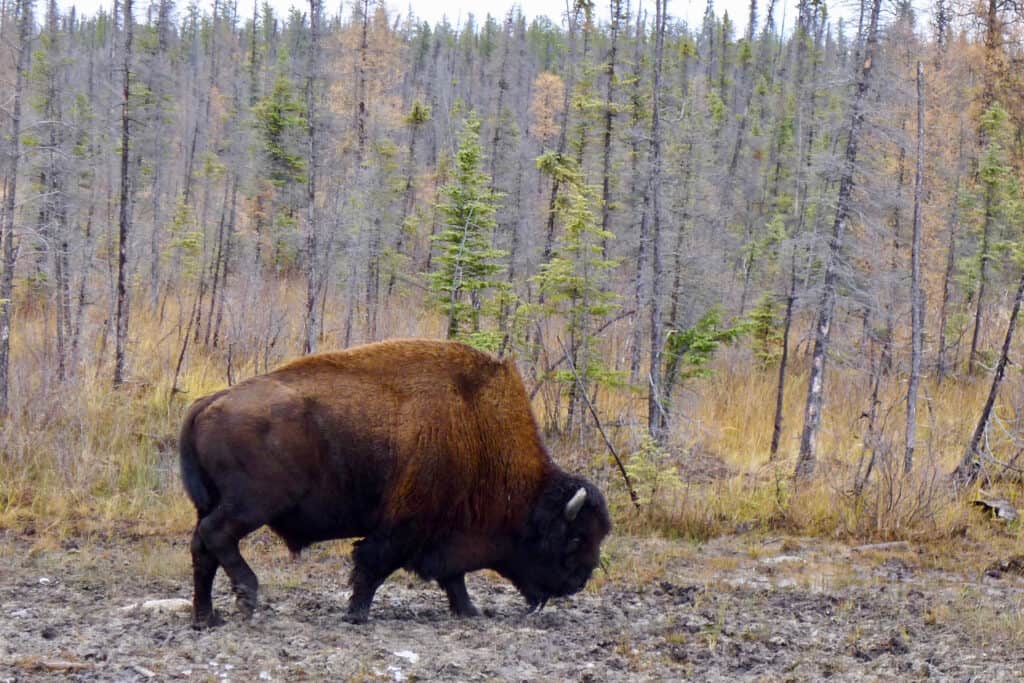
[303,0,321,355]
[353,0,370,166]
[113,0,134,388]
[599,0,624,259]
[904,61,925,474]
[968,183,994,375]
[936,124,964,383]
[794,0,881,480]
[953,269,1024,488]
[770,254,796,460]
[204,183,231,347]
[628,8,647,383]
[211,177,238,349]
[645,0,668,440]
[0,0,32,415]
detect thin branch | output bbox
[556,336,640,511]
[528,309,635,400]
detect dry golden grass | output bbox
[0,280,1021,562]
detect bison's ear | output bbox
[564,487,587,521]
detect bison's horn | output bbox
[564,487,587,521]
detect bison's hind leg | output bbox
[439,575,480,618]
[190,524,223,629]
[196,506,263,620]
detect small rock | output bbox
[974,494,1019,522]
[10,609,30,618]
[985,556,1024,579]
[393,650,419,664]
[259,672,271,681]
[131,664,156,678]
[38,577,51,585]
[41,626,57,640]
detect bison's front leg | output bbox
[344,533,410,624]
[439,575,480,617]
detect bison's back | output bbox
[274,340,553,532]
[184,339,552,542]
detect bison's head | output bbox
[501,475,611,609]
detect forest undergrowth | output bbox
[1,281,1019,564]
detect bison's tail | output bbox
[179,394,221,516]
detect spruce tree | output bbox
[533,152,619,433]
[429,112,506,345]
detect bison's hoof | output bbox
[523,599,548,616]
[452,605,481,618]
[342,609,369,625]
[234,591,258,620]
[191,610,224,630]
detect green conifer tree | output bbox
[429,112,506,345]
[533,151,619,432]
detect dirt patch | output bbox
[675,446,733,484]
[2,532,1023,681]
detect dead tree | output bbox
[794,0,882,480]
[953,271,1024,488]
[645,0,668,440]
[904,61,925,473]
[113,0,134,388]
[0,0,33,415]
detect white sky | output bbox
[59,0,843,35]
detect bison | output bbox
[179,338,611,628]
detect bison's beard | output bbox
[502,563,594,611]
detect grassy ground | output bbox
[0,289,1019,558]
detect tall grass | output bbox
[0,280,1015,546]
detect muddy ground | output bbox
[2,529,1024,681]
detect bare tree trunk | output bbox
[212,177,237,349]
[770,253,797,460]
[113,0,134,388]
[953,269,1024,488]
[204,183,231,347]
[904,61,925,474]
[646,0,667,440]
[303,0,321,355]
[387,109,424,296]
[628,7,647,383]
[366,215,382,340]
[855,327,885,494]
[0,0,31,416]
[599,0,624,259]
[353,0,370,166]
[968,188,994,375]
[71,205,95,371]
[540,3,581,265]
[936,113,964,382]
[794,0,881,480]
[881,133,907,376]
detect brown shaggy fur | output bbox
[269,339,553,531]
[180,339,610,628]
